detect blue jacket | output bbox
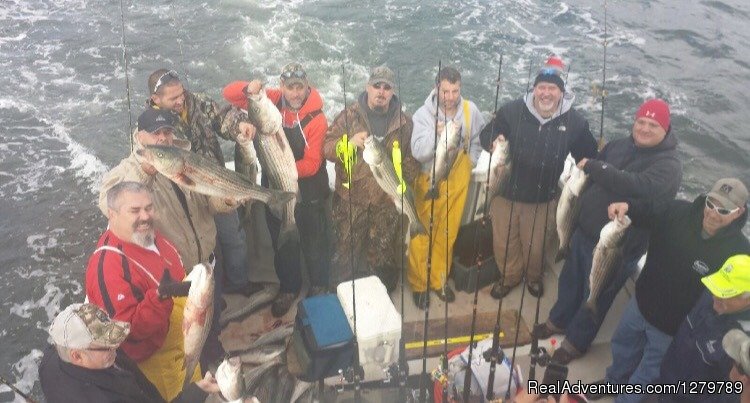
[658,292,750,402]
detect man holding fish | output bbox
[407,65,486,309]
[479,55,598,299]
[323,65,421,292]
[537,99,683,366]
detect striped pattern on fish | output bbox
[362,135,426,239]
[586,216,632,315]
[219,283,279,326]
[245,90,300,246]
[555,167,589,261]
[487,136,511,201]
[138,145,292,220]
[182,263,214,388]
[426,120,461,199]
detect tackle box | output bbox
[291,294,355,382]
[336,276,401,373]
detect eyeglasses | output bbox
[87,346,115,352]
[373,83,392,91]
[281,70,306,80]
[538,67,561,76]
[706,197,740,216]
[152,70,179,94]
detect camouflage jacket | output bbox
[150,91,244,166]
[323,96,418,206]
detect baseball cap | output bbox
[368,65,395,88]
[701,255,750,299]
[280,62,308,86]
[723,329,750,375]
[707,178,749,211]
[49,303,130,349]
[138,108,175,133]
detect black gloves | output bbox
[157,270,191,300]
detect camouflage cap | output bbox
[368,65,395,88]
[49,303,130,349]
[280,62,307,86]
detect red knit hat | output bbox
[635,99,671,131]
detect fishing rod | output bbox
[0,375,36,403]
[520,64,572,389]
[169,0,189,91]
[419,59,441,403]
[118,0,134,151]
[478,56,504,401]
[395,69,410,403]
[441,82,450,403]
[598,0,608,150]
[341,63,363,402]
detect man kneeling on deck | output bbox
[39,302,219,402]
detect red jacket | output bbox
[85,230,185,362]
[223,81,328,178]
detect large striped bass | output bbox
[215,356,244,401]
[425,119,461,200]
[136,144,293,220]
[487,136,511,200]
[362,135,426,239]
[182,263,214,388]
[219,282,279,326]
[586,215,631,315]
[244,87,300,246]
[555,167,588,261]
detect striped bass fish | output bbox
[425,119,461,200]
[362,135,426,239]
[215,356,244,401]
[586,215,631,315]
[555,167,588,261]
[219,283,279,326]
[487,136,511,200]
[137,145,293,220]
[182,263,214,388]
[245,87,300,246]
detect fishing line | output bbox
[598,0,608,150]
[395,69,410,402]
[419,59,441,403]
[341,64,362,402]
[0,375,36,403]
[441,80,450,403]
[117,0,134,151]
[169,0,190,91]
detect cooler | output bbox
[336,276,401,380]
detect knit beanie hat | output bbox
[635,99,671,132]
[533,56,565,92]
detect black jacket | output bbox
[39,345,207,403]
[633,195,750,335]
[577,131,682,257]
[479,96,597,203]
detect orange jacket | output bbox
[223,81,328,179]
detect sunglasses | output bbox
[538,67,561,76]
[706,197,740,216]
[281,70,306,80]
[153,70,179,94]
[87,346,115,352]
[373,83,392,91]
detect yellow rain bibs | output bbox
[408,101,473,291]
[137,295,201,402]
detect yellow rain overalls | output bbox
[408,100,473,292]
[137,295,201,402]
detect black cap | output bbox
[138,108,175,133]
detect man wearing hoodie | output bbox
[323,65,419,292]
[479,56,598,299]
[589,178,749,402]
[408,66,486,309]
[222,62,332,317]
[536,98,683,365]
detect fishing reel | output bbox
[337,364,365,392]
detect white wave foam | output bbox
[9,282,66,323]
[49,122,108,192]
[26,233,59,262]
[9,349,43,399]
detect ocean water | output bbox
[1,0,748,400]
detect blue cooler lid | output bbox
[300,294,353,347]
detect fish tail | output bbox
[184,359,197,389]
[555,248,567,263]
[277,223,300,247]
[425,186,439,200]
[267,191,295,220]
